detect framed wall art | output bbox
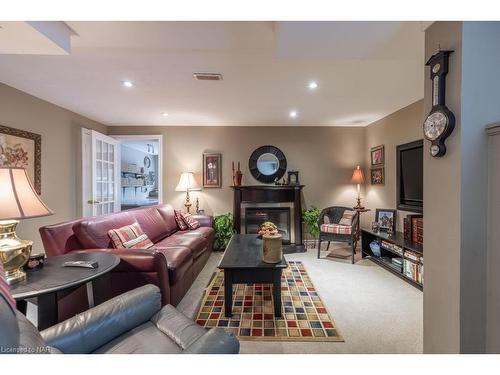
[370,166,385,185]
[203,152,222,188]
[0,124,41,194]
[370,145,385,167]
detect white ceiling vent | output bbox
[193,73,223,81]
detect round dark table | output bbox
[10,252,120,330]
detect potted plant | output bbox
[213,213,236,251]
[302,206,321,249]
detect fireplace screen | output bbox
[244,207,291,243]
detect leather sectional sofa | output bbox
[39,204,214,313]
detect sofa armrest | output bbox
[41,285,161,354]
[75,248,159,272]
[183,328,240,354]
[192,215,213,228]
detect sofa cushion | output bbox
[175,227,215,242]
[156,234,207,259]
[108,222,154,249]
[154,246,193,284]
[156,205,179,236]
[174,210,189,230]
[131,207,172,243]
[181,212,200,230]
[73,212,136,249]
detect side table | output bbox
[10,252,119,330]
[353,207,371,244]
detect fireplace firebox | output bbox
[243,205,293,243]
[232,185,304,250]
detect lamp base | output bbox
[0,220,33,285]
[353,197,365,210]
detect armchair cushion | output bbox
[339,210,356,226]
[320,223,352,235]
[41,284,162,353]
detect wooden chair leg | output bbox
[351,241,355,264]
[317,240,321,258]
[326,241,330,251]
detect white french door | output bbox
[81,128,121,217]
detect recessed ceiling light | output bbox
[122,80,134,88]
[308,81,318,90]
[289,110,298,118]
[161,112,169,117]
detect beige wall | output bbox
[0,83,107,251]
[423,21,462,353]
[108,126,366,219]
[363,100,424,229]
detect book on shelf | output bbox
[403,259,423,285]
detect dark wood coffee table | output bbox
[10,252,120,330]
[218,234,287,318]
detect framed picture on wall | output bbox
[375,208,397,232]
[0,124,41,194]
[203,152,222,188]
[370,145,385,166]
[370,166,385,185]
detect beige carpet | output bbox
[178,242,423,354]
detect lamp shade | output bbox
[351,165,365,184]
[175,172,201,192]
[0,168,54,221]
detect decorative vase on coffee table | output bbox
[262,233,283,263]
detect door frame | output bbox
[111,134,164,206]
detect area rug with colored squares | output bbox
[195,261,344,342]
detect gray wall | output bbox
[0,83,107,251]
[423,21,463,353]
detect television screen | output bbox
[397,140,423,212]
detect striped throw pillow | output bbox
[339,210,356,226]
[174,209,189,230]
[181,212,200,230]
[108,222,154,249]
[0,261,17,311]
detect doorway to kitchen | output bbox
[113,135,163,211]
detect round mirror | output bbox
[249,145,287,183]
[257,153,279,175]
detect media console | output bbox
[361,229,423,290]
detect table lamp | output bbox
[351,165,365,209]
[175,172,201,213]
[0,167,54,284]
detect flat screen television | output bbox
[396,140,423,213]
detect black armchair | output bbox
[1,284,240,354]
[317,206,359,264]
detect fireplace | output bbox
[242,203,294,243]
[232,185,304,249]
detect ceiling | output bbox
[0,21,425,127]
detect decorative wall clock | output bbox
[423,50,455,157]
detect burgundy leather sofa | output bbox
[39,204,214,311]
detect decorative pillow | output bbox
[0,261,17,311]
[323,215,331,224]
[174,209,189,230]
[181,212,200,230]
[339,210,356,226]
[107,222,154,249]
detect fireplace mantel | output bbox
[231,185,304,247]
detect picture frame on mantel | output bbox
[203,152,222,188]
[0,124,42,194]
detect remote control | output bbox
[63,261,99,269]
